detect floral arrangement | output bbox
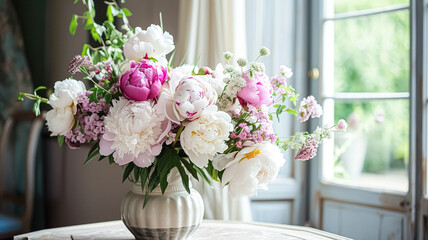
[19,0,347,203]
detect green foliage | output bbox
[69,14,78,35]
[122,162,135,182]
[84,141,100,164]
[57,135,65,147]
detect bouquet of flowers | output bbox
[19,0,347,203]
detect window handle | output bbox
[308,68,320,80]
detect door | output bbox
[309,0,413,239]
[418,0,428,239]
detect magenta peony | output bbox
[237,72,274,109]
[119,59,168,101]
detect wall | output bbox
[44,0,179,227]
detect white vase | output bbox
[121,169,204,240]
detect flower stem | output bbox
[172,125,184,147]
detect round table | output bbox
[14,220,350,240]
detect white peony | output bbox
[99,97,171,168]
[48,78,86,113]
[45,106,75,136]
[180,106,233,168]
[220,142,286,197]
[123,25,174,61]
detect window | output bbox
[320,0,410,192]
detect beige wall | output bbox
[45,0,179,227]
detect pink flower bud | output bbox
[336,119,348,131]
[119,59,168,101]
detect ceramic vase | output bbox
[121,169,204,240]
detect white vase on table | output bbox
[121,168,204,240]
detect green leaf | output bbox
[180,158,198,180]
[74,0,79,4]
[57,135,65,147]
[133,167,141,182]
[91,50,102,64]
[143,185,150,207]
[110,5,120,16]
[106,5,114,22]
[175,161,190,194]
[84,14,93,30]
[105,93,112,104]
[91,25,101,43]
[140,167,149,189]
[192,56,201,74]
[159,12,163,30]
[108,154,115,164]
[81,44,90,57]
[122,163,135,183]
[85,142,100,164]
[122,8,132,17]
[157,147,177,194]
[286,108,298,116]
[87,0,95,18]
[69,14,78,35]
[98,155,106,161]
[148,170,160,192]
[88,91,98,103]
[193,166,212,187]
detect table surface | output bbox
[14,220,351,240]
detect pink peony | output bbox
[336,119,348,131]
[237,72,273,109]
[158,75,218,123]
[119,59,168,101]
[295,140,319,161]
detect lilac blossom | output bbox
[65,92,109,149]
[295,139,319,161]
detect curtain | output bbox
[176,0,251,221]
[175,0,247,68]
[0,0,45,230]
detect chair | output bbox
[0,111,44,238]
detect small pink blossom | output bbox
[166,132,177,145]
[298,107,310,122]
[297,96,323,122]
[295,140,319,161]
[336,119,348,131]
[279,65,293,78]
[270,75,287,93]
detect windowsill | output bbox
[328,170,408,193]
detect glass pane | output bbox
[333,10,410,93]
[329,100,409,192]
[334,0,409,14]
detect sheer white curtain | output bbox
[176,0,251,221]
[175,0,247,67]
